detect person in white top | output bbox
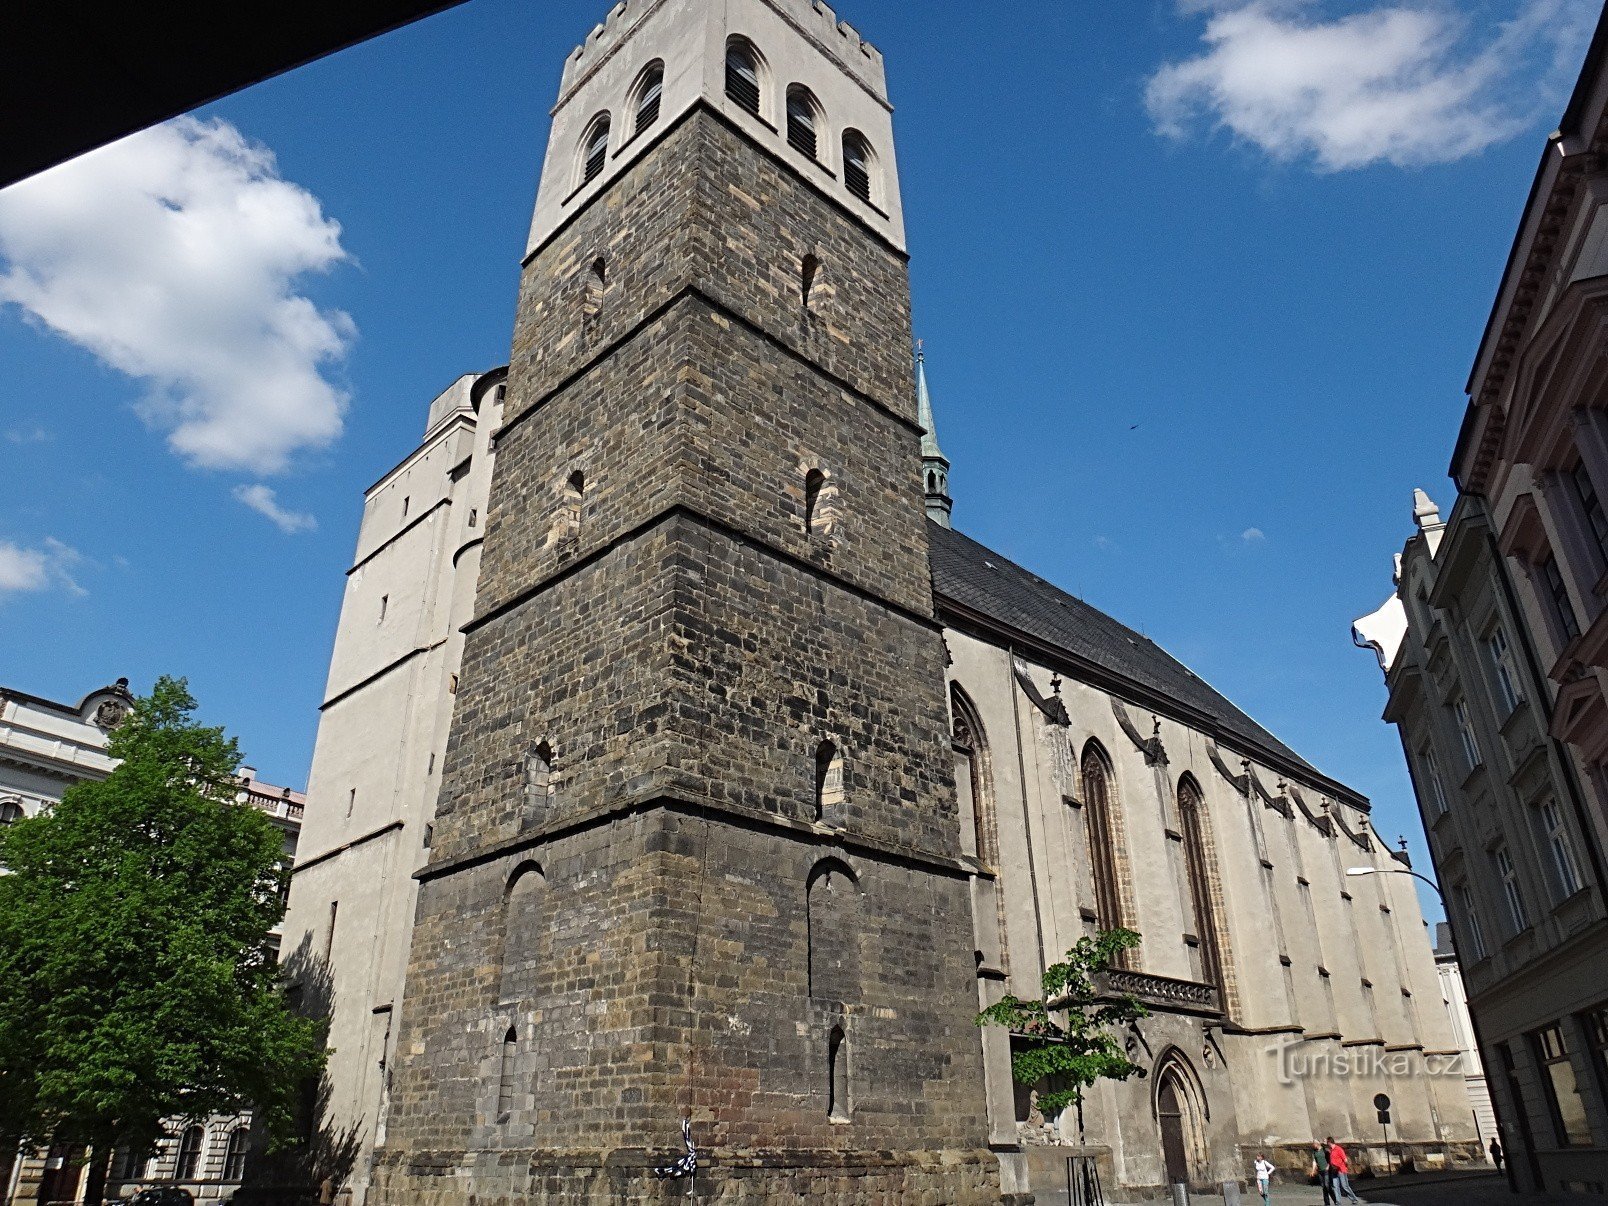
[1254,1155,1276,1206]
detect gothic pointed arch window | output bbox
[1081,741,1131,959]
[631,61,664,134]
[786,85,822,159]
[724,38,763,117]
[950,684,996,868]
[842,130,875,204]
[578,113,611,186]
[1177,775,1224,989]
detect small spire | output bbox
[915,341,953,527]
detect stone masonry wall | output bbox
[377,98,999,1203]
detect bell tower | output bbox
[374,1,997,1201]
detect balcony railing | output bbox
[1097,968,1221,1015]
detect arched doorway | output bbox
[1158,1075,1190,1186]
[1154,1052,1208,1189]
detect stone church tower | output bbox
[372,1,998,1200]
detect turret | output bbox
[917,345,952,527]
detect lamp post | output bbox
[1345,865,1443,901]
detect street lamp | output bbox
[1345,865,1444,900]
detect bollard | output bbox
[1172,1182,1190,1206]
[1223,1181,1243,1206]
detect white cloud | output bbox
[1242,526,1267,543]
[234,484,318,534]
[0,117,354,475]
[1147,0,1597,170]
[4,424,51,444]
[0,538,86,598]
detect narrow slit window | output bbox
[815,740,844,821]
[827,1026,849,1121]
[804,468,828,535]
[725,40,762,116]
[498,1027,517,1116]
[801,254,820,308]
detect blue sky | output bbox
[1,0,1598,920]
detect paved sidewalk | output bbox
[1152,1171,1608,1206]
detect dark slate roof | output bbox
[929,522,1354,798]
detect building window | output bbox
[806,859,861,1002]
[468,508,478,528]
[1571,460,1608,565]
[326,900,339,959]
[1177,775,1224,989]
[951,685,994,867]
[401,495,410,519]
[1487,625,1523,715]
[378,595,388,624]
[0,798,21,825]
[1585,1007,1608,1109]
[786,86,821,159]
[842,131,873,203]
[579,113,611,186]
[1081,743,1128,941]
[1539,799,1584,899]
[1454,698,1480,771]
[801,253,821,309]
[1533,1023,1593,1147]
[725,39,762,116]
[1455,881,1487,960]
[175,1126,204,1181]
[1419,747,1449,816]
[1543,554,1581,643]
[498,1027,517,1117]
[803,467,836,537]
[524,742,555,826]
[632,61,664,134]
[814,739,844,822]
[827,1025,849,1121]
[222,1129,249,1182]
[1493,845,1529,935]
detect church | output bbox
[277,1,1478,1201]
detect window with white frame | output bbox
[1487,624,1524,715]
[1419,746,1449,816]
[1456,881,1487,960]
[1539,799,1585,900]
[1493,845,1529,935]
[1454,698,1480,770]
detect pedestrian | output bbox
[1254,1154,1276,1206]
[1488,1138,1503,1172]
[1312,1141,1336,1206]
[1327,1138,1361,1204]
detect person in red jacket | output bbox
[1327,1138,1363,1203]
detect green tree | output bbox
[0,677,325,1191]
[977,928,1148,1137]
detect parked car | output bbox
[129,1189,195,1206]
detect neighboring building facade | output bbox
[279,3,1477,1202]
[1434,923,1499,1154]
[1357,12,1608,1193]
[0,682,305,1206]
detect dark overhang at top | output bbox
[0,0,469,191]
